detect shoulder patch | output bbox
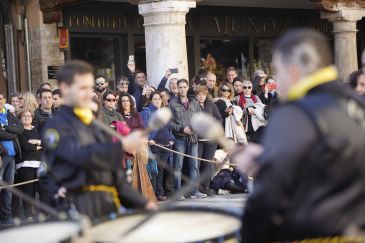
[44,128,60,150]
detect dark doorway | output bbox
[70,34,127,91]
[200,39,250,80]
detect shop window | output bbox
[200,39,250,81]
[70,36,119,90]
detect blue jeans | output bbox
[173,138,199,194]
[0,156,15,224]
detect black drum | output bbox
[0,220,84,243]
[91,207,241,243]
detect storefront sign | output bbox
[48,66,60,80]
[67,14,128,30]
[196,16,332,37]
[58,27,69,50]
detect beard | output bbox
[96,86,106,93]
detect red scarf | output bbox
[239,93,257,109]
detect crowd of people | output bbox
[0,58,278,225]
[1,30,365,231]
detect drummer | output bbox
[41,60,156,221]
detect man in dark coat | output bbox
[42,60,156,221]
[33,89,54,132]
[0,93,23,226]
[235,29,365,242]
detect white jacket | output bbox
[225,105,248,145]
[250,103,268,132]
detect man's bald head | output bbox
[274,29,332,76]
[273,29,333,100]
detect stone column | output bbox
[139,0,196,87]
[28,0,64,90]
[322,9,365,82]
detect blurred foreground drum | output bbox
[91,207,241,243]
[0,220,86,243]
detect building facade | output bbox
[1,0,365,93]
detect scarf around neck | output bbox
[239,93,257,109]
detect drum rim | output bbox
[0,219,82,232]
[93,205,241,226]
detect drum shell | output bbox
[91,207,242,243]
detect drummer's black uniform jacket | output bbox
[242,68,365,242]
[42,106,147,218]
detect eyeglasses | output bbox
[243,86,252,90]
[221,89,231,93]
[106,98,116,102]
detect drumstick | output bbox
[92,116,230,236]
[147,146,207,192]
[0,182,65,220]
[120,113,235,238]
[121,152,232,238]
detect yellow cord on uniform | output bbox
[82,185,121,209]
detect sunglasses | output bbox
[221,88,231,92]
[243,86,252,90]
[106,98,116,102]
[96,82,106,86]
